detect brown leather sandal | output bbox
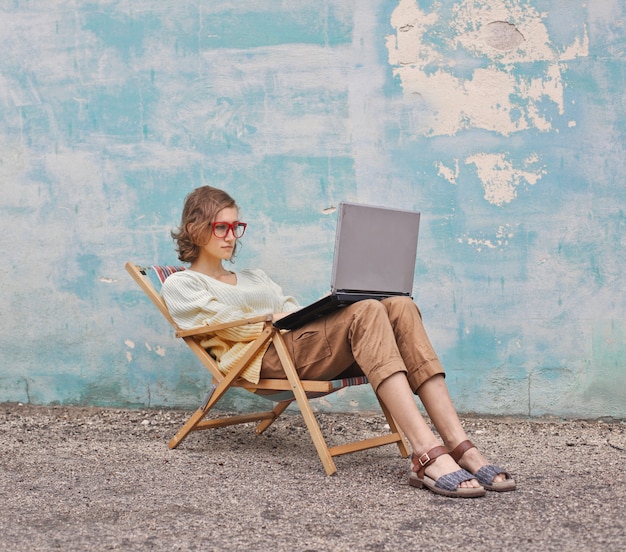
[448,440,516,492]
[408,445,486,498]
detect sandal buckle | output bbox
[417,452,431,467]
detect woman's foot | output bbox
[409,445,486,498]
[448,440,516,492]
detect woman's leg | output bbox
[415,374,471,447]
[381,297,507,484]
[375,372,480,488]
[417,375,508,484]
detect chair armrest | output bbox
[175,314,272,338]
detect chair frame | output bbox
[126,262,409,475]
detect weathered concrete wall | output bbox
[1,1,624,418]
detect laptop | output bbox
[274,201,421,330]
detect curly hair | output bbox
[172,186,240,263]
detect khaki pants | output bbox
[261,296,444,393]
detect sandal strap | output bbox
[435,469,478,492]
[474,464,511,486]
[448,439,476,462]
[411,445,449,478]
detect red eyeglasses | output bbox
[211,221,247,238]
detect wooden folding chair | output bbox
[125,262,409,475]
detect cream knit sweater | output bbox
[161,268,299,383]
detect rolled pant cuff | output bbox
[407,358,446,394]
[366,359,409,394]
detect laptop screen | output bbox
[330,202,420,295]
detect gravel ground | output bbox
[1,403,624,551]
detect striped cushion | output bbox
[151,265,186,283]
[264,375,369,403]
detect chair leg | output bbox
[271,333,338,476]
[255,400,291,435]
[375,393,410,458]
[169,328,273,449]
[168,376,235,449]
[169,404,211,449]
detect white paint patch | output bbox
[466,152,546,206]
[496,224,515,243]
[436,159,459,184]
[386,0,589,136]
[143,341,165,356]
[459,235,497,251]
[458,224,514,252]
[459,224,516,252]
[124,339,135,349]
[126,351,133,363]
[318,398,332,408]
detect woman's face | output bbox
[198,206,240,262]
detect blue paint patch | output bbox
[230,155,355,220]
[19,105,53,151]
[202,8,351,48]
[58,253,102,300]
[449,323,502,369]
[535,1,588,46]
[84,86,146,141]
[83,9,160,58]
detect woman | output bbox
[161,186,516,498]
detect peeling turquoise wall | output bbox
[1,1,624,418]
